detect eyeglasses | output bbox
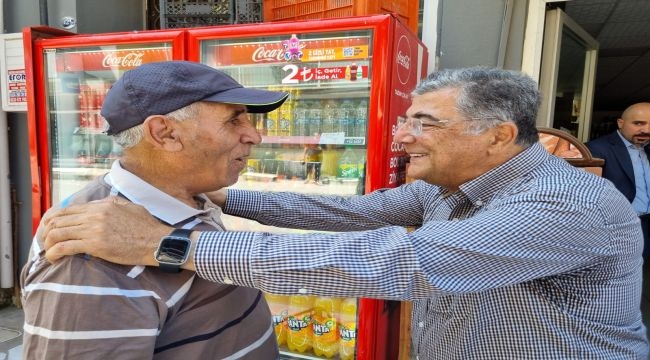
[397,117,450,136]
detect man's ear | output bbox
[490,121,518,149]
[142,115,183,151]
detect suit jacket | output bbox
[586,131,650,203]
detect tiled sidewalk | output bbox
[0,305,23,359]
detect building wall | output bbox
[436,0,527,71]
[5,0,41,270]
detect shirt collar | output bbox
[106,160,216,226]
[458,142,550,204]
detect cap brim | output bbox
[203,88,289,113]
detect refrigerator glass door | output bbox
[200,31,373,360]
[200,31,372,229]
[42,44,175,205]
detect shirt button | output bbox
[418,322,424,328]
[475,200,483,206]
[223,278,234,284]
[298,288,308,294]
[451,218,459,221]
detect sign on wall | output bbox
[0,33,27,112]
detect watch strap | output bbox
[159,262,182,273]
[169,228,193,238]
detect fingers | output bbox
[44,239,86,263]
[43,222,88,251]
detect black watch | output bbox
[155,228,193,273]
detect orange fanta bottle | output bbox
[338,298,358,360]
[264,293,289,346]
[286,295,314,353]
[312,296,341,358]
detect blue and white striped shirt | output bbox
[196,143,649,359]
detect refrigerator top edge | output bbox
[185,14,396,38]
[30,27,186,48]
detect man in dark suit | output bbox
[588,102,650,338]
[587,102,650,257]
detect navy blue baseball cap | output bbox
[101,61,289,135]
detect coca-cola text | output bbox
[102,52,144,68]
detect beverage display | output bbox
[265,293,290,346]
[339,298,358,360]
[312,296,342,358]
[287,295,315,353]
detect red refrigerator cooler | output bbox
[23,26,187,231]
[23,14,428,359]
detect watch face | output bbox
[157,237,191,264]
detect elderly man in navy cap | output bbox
[20,61,288,359]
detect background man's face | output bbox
[618,104,650,147]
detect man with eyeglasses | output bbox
[41,67,649,359]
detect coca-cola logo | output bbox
[397,51,410,70]
[102,53,144,68]
[395,35,412,85]
[252,46,287,63]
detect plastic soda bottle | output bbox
[264,293,290,346]
[308,100,323,136]
[312,297,341,358]
[287,295,314,353]
[266,109,279,136]
[322,100,338,133]
[293,100,310,136]
[354,99,368,138]
[337,146,359,179]
[277,93,294,136]
[339,100,355,138]
[338,298,357,360]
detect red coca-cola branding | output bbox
[396,51,410,70]
[57,48,172,72]
[252,46,286,63]
[395,35,412,85]
[213,37,369,66]
[102,52,144,68]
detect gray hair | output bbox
[107,102,202,149]
[412,67,541,147]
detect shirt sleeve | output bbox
[224,184,427,231]
[197,180,639,300]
